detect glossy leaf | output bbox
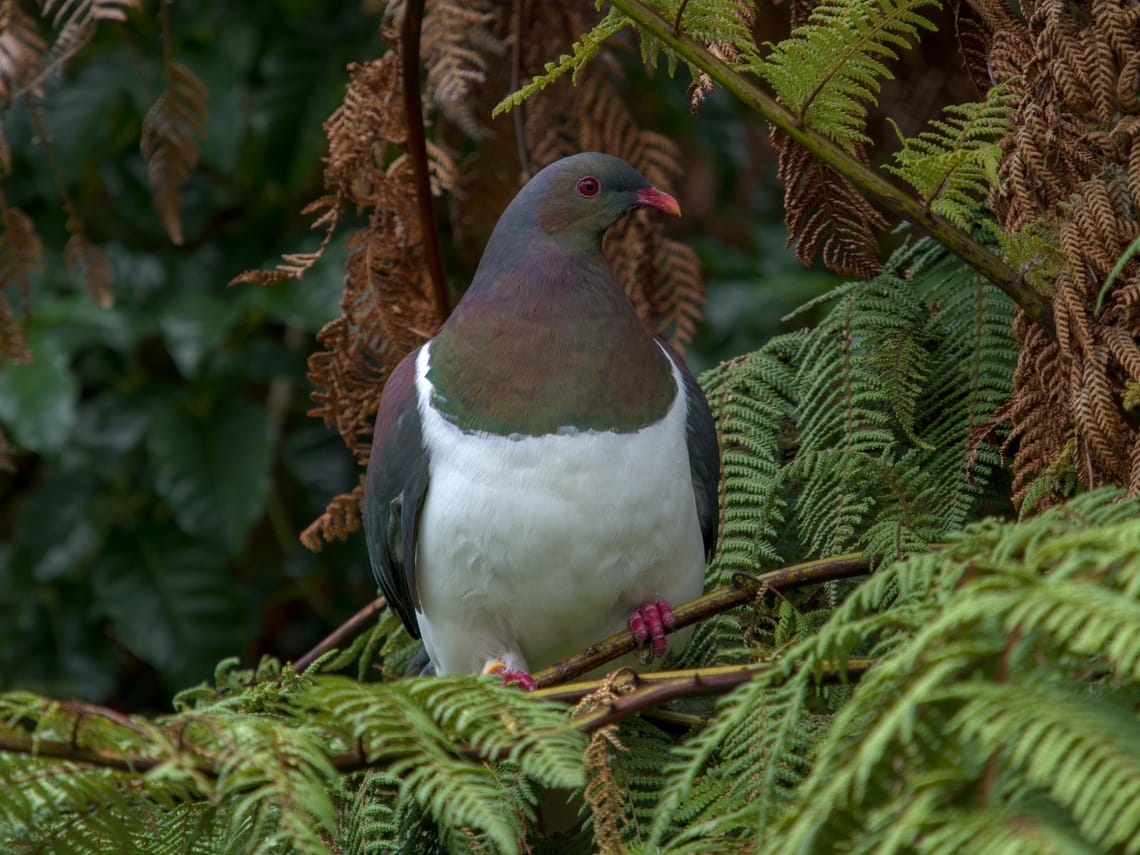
[148,397,273,554]
[91,527,249,687]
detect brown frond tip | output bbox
[300,481,365,552]
[773,129,886,279]
[141,60,208,245]
[64,227,113,309]
[230,196,341,287]
[0,0,45,102]
[583,725,629,854]
[0,292,29,365]
[575,670,635,854]
[0,206,43,364]
[422,0,505,137]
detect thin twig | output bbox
[672,0,691,34]
[288,553,869,686]
[531,552,869,687]
[511,0,531,181]
[291,597,388,673]
[607,0,1056,337]
[400,0,450,322]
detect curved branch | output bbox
[292,597,388,673]
[608,0,1056,337]
[401,0,450,322]
[0,659,870,777]
[531,552,870,688]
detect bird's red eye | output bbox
[576,176,600,197]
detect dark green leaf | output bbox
[15,467,101,583]
[91,527,249,687]
[148,397,273,554]
[159,284,248,378]
[0,334,79,454]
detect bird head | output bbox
[521,152,681,239]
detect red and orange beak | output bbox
[633,186,682,217]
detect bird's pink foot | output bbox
[628,599,678,660]
[482,660,537,691]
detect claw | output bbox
[482,660,537,691]
[628,599,677,660]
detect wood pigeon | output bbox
[364,152,719,689]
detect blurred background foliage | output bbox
[0,0,834,711]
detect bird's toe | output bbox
[482,659,537,691]
[628,599,677,659]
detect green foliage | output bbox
[0,331,78,454]
[646,488,1140,853]
[997,217,1065,296]
[4,1,1138,853]
[0,2,379,704]
[4,488,1138,853]
[682,237,1017,671]
[493,0,755,117]
[886,85,1017,230]
[0,671,586,855]
[751,0,939,150]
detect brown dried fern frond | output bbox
[772,129,887,279]
[574,670,635,854]
[685,0,757,112]
[28,0,140,92]
[988,0,1140,506]
[300,479,365,553]
[0,0,45,103]
[421,0,505,137]
[583,725,628,854]
[232,196,342,286]
[140,59,208,245]
[0,205,40,364]
[64,227,112,309]
[270,45,453,549]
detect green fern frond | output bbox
[666,0,754,58]
[492,7,629,117]
[949,683,1140,853]
[494,0,757,117]
[298,676,584,853]
[752,0,939,151]
[765,489,1140,852]
[333,772,401,855]
[996,216,1064,296]
[886,84,1017,230]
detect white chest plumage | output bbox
[412,343,706,675]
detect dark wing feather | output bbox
[363,348,428,638]
[660,341,720,557]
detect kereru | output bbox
[364,152,719,689]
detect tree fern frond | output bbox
[0,205,43,294]
[761,488,1140,852]
[668,0,755,57]
[886,84,1017,230]
[141,58,208,245]
[752,0,939,151]
[492,7,629,117]
[0,0,45,101]
[949,683,1140,853]
[297,676,585,853]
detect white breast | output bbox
[413,343,706,675]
